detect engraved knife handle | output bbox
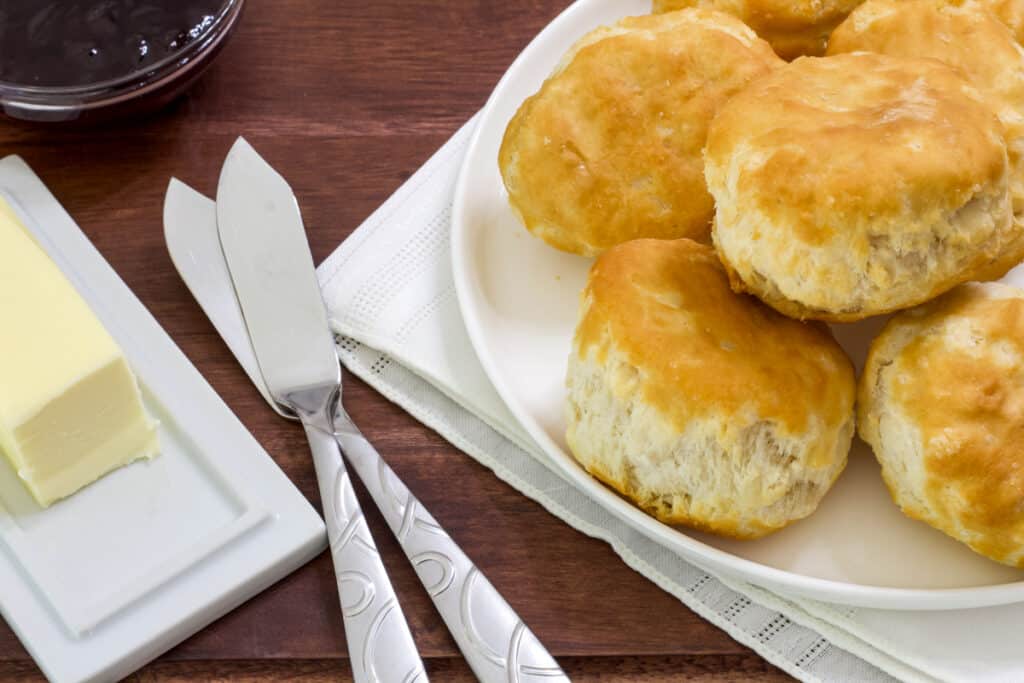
[303,420,427,683]
[333,411,569,683]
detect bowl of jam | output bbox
[0,0,244,123]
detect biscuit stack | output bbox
[499,0,1024,567]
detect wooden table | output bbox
[0,2,788,680]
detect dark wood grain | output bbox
[0,656,790,682]
[0,0,787,679]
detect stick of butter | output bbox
[0,198,159,507]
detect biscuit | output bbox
[829,0,1024,275]
[705,53,1016,322]
[653,0,863,58]
[858,282,1024,567]
[499,10,782,257]
[566,239,855,538]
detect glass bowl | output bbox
[0,0,245,124]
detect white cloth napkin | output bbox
[317,117,1024,683]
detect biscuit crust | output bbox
[566,239,855,538]
[706,53,1015,321]
[829,0,1024,275]
[654,0,863,58]
[858,283,1024,567]
[499,10,782,257]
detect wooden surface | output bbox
[0,1,787,680]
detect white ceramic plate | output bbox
[0,155,326,683]
[451,0,1024,610]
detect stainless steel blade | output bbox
[215,138,339,405]
[163,178,293,418]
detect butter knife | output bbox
[214,139,426,683]
[165,143,568,683]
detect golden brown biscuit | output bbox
[706,53,1016,322]
[858,282,1024,567]
[499,10,782,257]
[829,0,1024,275]
[653,0,863,58]
[566,239,855,538]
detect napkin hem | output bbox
[726,581,933,683]
[330,319,546,460]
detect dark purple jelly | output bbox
[0,0,230,88]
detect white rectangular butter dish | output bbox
[0,154,327,683]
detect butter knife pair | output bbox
[163,139,568,683]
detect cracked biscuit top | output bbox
[499,9,782,257]
[706,52,1015,321]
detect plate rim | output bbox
[449,0,1024,610]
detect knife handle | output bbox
[332,412,569,683]
[303,420,427,683]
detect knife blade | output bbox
[214,138,426,683]
[162,178,290,417]
[215,139,339,406]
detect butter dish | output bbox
[0,155,326,683]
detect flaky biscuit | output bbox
[499,10,782,257]
[858,283,1024,567]
[829,0,1024,275]
[653,0,863,58]
[566,239,855,538]
[706,53,1015,322]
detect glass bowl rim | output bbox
[0,0,245,104]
